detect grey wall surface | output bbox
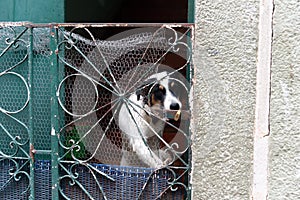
[269,1,300,199]
[193,0,300,199]
[193,0,259,199]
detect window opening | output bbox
[57,24,193,199]
[0,0,194,198]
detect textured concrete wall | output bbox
[269,1,300,199]
[192,0,259,199]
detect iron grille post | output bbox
[28,26,35,200]
[50,25,60,200]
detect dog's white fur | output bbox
[118,71,181,168]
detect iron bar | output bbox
[185,19,194,200]
[0,22,194,29]
[0,27,28,57]
[50,25,60,200]
[28,26,35,200]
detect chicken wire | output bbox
[0,23,193,200]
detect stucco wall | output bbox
[192,0,259,199]
[269,1,300,199]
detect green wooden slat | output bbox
[0,0,64,22]
[188,0,195,23]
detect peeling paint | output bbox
[51,127,56,136]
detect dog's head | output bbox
[136,72,181,111]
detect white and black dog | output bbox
[118,71,181,168]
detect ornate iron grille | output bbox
[0,23,193,200]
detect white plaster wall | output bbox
[193,0,259,199]
[193,0,300,199]
[269,1,300,199]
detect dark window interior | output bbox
[64,0,192,177]
[66,0,188,23]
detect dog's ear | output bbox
[136,90,142,101]
[135,78,157,101]
[150,84,166,106]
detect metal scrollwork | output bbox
[55,25,193,199]
[0,23,193,199]
[0,25,31,198]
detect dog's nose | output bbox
[170,103,180,110]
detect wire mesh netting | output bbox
[0,26,32,200]
[0,23,193,200]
